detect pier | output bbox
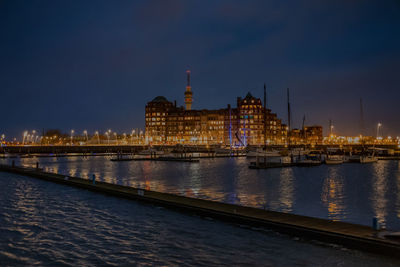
[0,163,399,258]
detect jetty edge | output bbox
[0,164,399,259]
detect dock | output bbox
[110,154,245,162]
[1,163,399,258]
[115,157,199,162]
[249,162,295,169]
[378,156,400,160]
[110,158,135,162]
[153,157,199,162]
[0,153,130,159]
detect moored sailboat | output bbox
[325,155,344,165]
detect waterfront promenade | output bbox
[1,144,399,155]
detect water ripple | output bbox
[1,168,400,266]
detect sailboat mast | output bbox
[264,83,267,148]
[287,88,291,147]
[228,104,232,148]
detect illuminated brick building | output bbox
[233,93,286,146]
[304,126,323,144]
[145,71,292,146]
[144,96,173,143]
[288,126,323,145]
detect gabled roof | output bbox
[245,92,254,100]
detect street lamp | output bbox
[377,123,382,139]
[95,131,100,144]
[83,130,88,143]
[71,130,74,145]
[22,131,28,145]
[105,132,110,145]
[31,130,36,143]
[114,132,117,145]
[131,130,135,144]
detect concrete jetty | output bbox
[1,164,399,258]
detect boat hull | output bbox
[360,156,378,163]
[325,159,343,165]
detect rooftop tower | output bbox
[184,69,193,110]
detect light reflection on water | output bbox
[2,156,400,230]
[397,169,400,220]
[321,167,346,221]
[2,172,399,266]
[278,168,294,213]
[371,161,389,227]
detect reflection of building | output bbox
[145,71,321,146]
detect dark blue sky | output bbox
[1,0,399,138]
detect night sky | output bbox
[1,0,399,139]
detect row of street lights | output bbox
[329,122,384,139]
[0,123,395,146]
[68,129,144,145]
[0,129,145,145]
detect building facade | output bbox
[287,126,324,145]
[145,71,321,146]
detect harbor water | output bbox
[1,171,400,266]
[2,156,400,230]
